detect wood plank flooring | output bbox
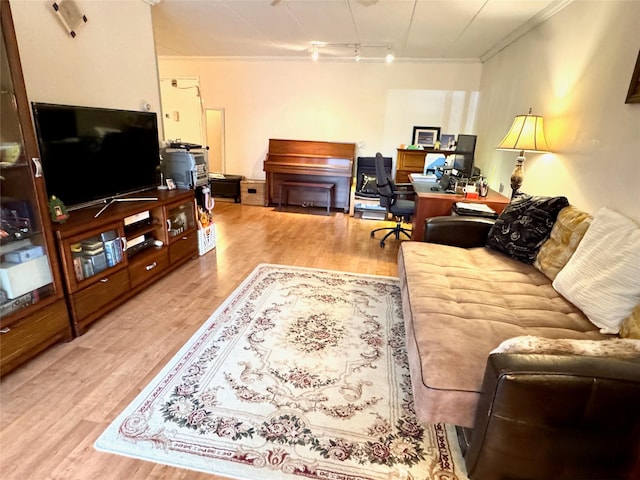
[0,202,405,480]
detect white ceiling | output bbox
[151,0,571,62]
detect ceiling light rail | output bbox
[310,42,394,63]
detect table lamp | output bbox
[496,108,550,198]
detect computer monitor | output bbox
[451,134,477,178]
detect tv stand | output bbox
[52,189,198,335]
[94,196,159,218]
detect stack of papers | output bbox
[455,202,496,214]
[453,202,498,218]
[410,174,438,182]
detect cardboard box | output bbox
[240,180,267,206]
[0,255,53,299]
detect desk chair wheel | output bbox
[371,225,412,248]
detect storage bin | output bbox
[209,174,243,202]
[240,180,267,206]
[198,223,216,255]
[0,255,53,299]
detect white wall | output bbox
[476,0,640,223]
[10,0,161,120]
[158,58,482,179]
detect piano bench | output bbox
[278,181,335,215]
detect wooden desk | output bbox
[409,174,510,241]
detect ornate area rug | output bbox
[95,264,468,480]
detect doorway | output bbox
[159,77,203,145]
[206,108,225,174]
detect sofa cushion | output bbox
[533,205,592,280]
[397,241,606,427]
[486,193,569,264]
[620,305,640,339]
[553,207,640,334]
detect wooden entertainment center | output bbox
[0,2,199,374]
[52,189,198,335]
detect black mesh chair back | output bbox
[370,152,415,247]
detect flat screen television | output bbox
[31,102,161,210]
[452,134,477,178]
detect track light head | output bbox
[385,49,394,63]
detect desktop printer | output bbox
[161,142,209,189]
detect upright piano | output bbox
[263,139,355,212]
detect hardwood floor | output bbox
[0,202,405,480]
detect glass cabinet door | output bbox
[68,228,124,282]
[0,14,55,314]
[166,200,196,239]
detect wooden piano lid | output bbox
[267,139,356,161]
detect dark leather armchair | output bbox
[353,155,392,201]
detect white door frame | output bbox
[205,107,226,174]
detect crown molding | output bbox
[480,0,573,63]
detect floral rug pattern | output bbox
[95,264,467,480]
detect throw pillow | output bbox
[486,193,569,264]
[552,207,640,334]
[491,335,640,357]
[358,174,378,195]
[620,305,640,339]
[534,205,592,280]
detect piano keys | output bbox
[263,139,356,212]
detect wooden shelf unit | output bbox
[395,148,453,184]
[52,189,198,335]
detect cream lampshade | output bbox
[496,108,550,198]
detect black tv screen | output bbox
[32,103,161,210]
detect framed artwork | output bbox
[440,134,456,150]
[166,178,176,190]
[412,126,441,148]
[625,49,640,104]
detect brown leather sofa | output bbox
[400,214,640,479]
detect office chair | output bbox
[370,152,415,248]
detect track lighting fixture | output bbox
[308,42,394,62]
